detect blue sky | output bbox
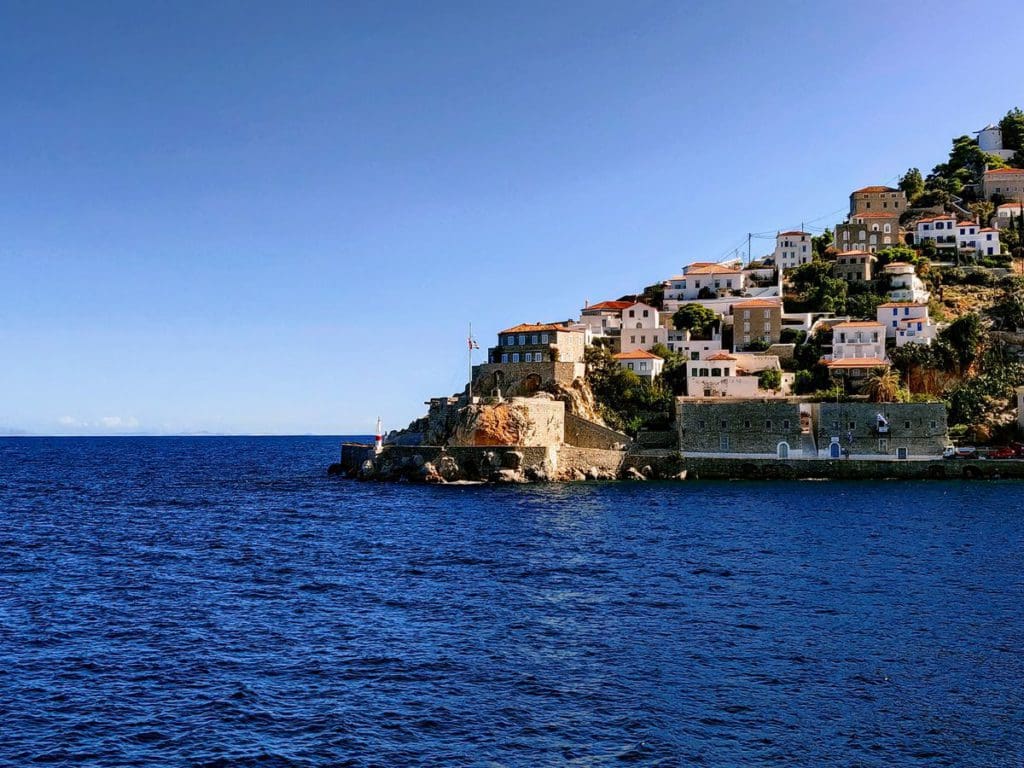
[3,0,1023,435]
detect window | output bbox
[720,420,727,428]
[698,420,706,429]
[541,333,548,343]
[518,335,526,345]
[849,421,855,429]
[897,447,908,460]
[783,419,790,429]
[531,334,538,344]
[627,362,634,370]
[884,224,891,233]
[512,353,520,363]
[766,420,773,429]
[878,438,888,452]
[524,352,532,362]
[506,335,514,346]
[639,362,647,371]
[628,310,635,318]
[711,368,722,377]
[720,434,730,451]
[744,420,751,429]
[763,310,771,319]
[642,309,649,318]
[630,336,636,344]
[904,420,911,429]
[690,352,699,361]
[501,353,508,363]
[930,420,937,429]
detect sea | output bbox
[1,436,1022,767]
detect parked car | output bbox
[943,446,978,460]
[987,446,1016,460]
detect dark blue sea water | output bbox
[1,437,1022,767]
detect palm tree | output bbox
[863,367,901,403]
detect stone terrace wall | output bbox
[555,446,625,478]
[683,456,1024,480]
[564,413,631,450]
[473,361,584,398]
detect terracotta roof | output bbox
[878,302,926,308]
[613,350,663,360]
[500,323,578,334]
[997,202,1024,210]
[685,263,742,275]
[984,168,1024,175]
[979,227,999,233]
[832,321,884,329]
[853,186,898,193]
[897,317,930,326]
[834,249,872,256]
[583,300,632,312]
[916,215,956,223]
[882,261,914,270]
[778,230,810,237]
[958,223,978,229]
[706,351,738,361]
[733,299,781,309]
[824,357,889,369]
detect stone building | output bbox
[982,168,1024,202]
[816,402,948,460]
[677,399,813,458]
[850,185,907,217]
[835,212,900,253]
[677,399,948,460]
[477,322,586,397]
[732,298,782,351]
[832,250,877,282]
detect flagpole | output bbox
[468,322,473,402]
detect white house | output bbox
[618,302,668,353]
[665,262,745,303]
[772,230,812,270]
[956,222,1001,256]
[877,302,928,339]
[823,320,889,383]
[578,300,632,337]
[914,215,958,250]
[686,351,786,398]
[666,327,724,359]
[883,262,930,303]
[613,350,664,380]
[994,201,1024,229]
[895,316,938,347]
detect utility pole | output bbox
[747,232,751,265]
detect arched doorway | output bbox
[777,442,789,459]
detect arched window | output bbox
[777,442,790,459]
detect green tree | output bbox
[899,167,925,203]
[863,367,901,403]
[999,107,1024,153]
[672,303,718,336]
[939,313,983,373]
[758,368,782,391]
[812,229,834,258]
[583,346,673,435]
[846,291,884,319]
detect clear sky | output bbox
[3,1,1023,435]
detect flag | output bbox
[468,337,479,350]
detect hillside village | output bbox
[346,109,1024,482]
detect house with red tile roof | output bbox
[982,167,1024,202]
[612,349,664,380]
